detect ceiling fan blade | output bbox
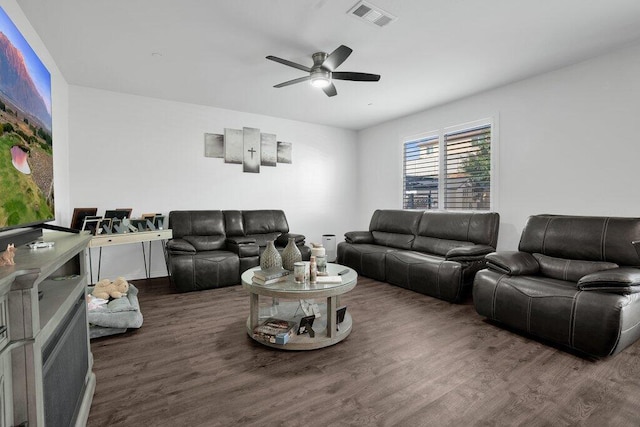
[322,45,352,71]
[266,55,311,73]
[274,76,311,88]
[322,82,337,97]
[332,72,381,82]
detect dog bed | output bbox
[87,283,143,339]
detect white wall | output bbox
[68,86,358,280]
[357,41,640,250]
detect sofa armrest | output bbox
[344,231,373,244]
[577,267,640,294]
[226,237,260,258]
[485,251,539,275]
[166,239,196,253]
[226,236,256,245]
[275,233,305,246]
[446,244,496,261]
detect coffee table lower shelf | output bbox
[245,302,352,350]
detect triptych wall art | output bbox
[204,127,292,173]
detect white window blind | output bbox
[403,123,491,210]
[403,135,439,209]
[444,125,491,210]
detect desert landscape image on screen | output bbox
[0,6,53,230]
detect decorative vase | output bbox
[260,240,282,270]
[281,237,302,271]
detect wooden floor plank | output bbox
[87,277,640,426]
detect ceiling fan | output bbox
[266,45,380,97]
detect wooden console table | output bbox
[88,229,173,282]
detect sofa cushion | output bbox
[223,210,245,237]
[368,210,423,249]
[243,210,289,235]
[169,250,240,292]
[248,232,282,248]
[345,231,373,244]
[446,244,496,261]
[385,251,463,302]
[578,267,640,294]
[184,235,226,251]
[413,211,500,255]
[533,253,619,283]
[166,239,196,253]
[473,268,640,357]
[371,231,417,250]
[169,210,225,240]
[519,215,640,266]
[413,237,475,258]
[337,243,396,281]
[275,233,305,246]
[485,251,539,275]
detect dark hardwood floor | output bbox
[87,276,640,426]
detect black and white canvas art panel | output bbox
[243,127,261,173]
[204,133,224,158]
[224,128,243,164]
[260,133,277,166]
[277,141,292,164]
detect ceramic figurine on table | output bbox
[0,244,16,266]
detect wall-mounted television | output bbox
[0,6,53,233]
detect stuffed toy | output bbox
[0,244,15,266]
[92,276,129,300]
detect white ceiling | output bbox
[15,0,640,130]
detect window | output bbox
[403,122,492,210]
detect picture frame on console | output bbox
[129,219,147,232]
[81,216,102,235]
[115,208,133,219]
[104,209,132,221]
[153,215,165,230]
[70,208,98,230]
[99,218,112,234]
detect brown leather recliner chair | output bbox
[473,214,640,358]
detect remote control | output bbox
[337,269,349,275]
[28,241,55,249]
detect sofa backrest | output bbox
[242,210,289,235]
[222,210,245,237]
[519,214,640,266]
[169,210,227,251]
[412,211,500,256]
[368,210,423,249]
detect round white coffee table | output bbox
[241,263,357,350]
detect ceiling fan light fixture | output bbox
[310,69,331,88]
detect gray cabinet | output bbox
[0,231,94,426]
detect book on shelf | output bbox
[314,275,342,284]
[253,318,297,345]
[252,275,289,286]
[253,267,290,281]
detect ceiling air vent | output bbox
[348,1,397,28]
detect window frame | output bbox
[401,117,499,211]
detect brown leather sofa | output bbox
[473,214,640,358]
[337,210,500,302]
[166,210,310,292]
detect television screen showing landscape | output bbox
[0,6,53,231]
